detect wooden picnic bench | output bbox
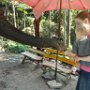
[21,48,79,87]
[21,51,43,64]
[42,60,72,74]
[42,48,79,75]
[21,48,79,74]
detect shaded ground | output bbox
[0,52,78,90]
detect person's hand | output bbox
[64,51,77,57]
[74,56,81,62]
[64,51,69,56]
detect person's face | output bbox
[75,18,90,33]
[75,18,83,27]
[75,30,82,40]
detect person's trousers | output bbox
[76,69,90,90]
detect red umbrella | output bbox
[17,0,90,19]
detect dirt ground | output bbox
[0,52,78,90]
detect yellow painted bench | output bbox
[44,48,79,67]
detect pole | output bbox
[54,0,62,80]
[58,0,62,37]
[54,50,58,80]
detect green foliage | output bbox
[41,20,57,38]
[16,4,28,14]
[7,44,28,53]
[25,17,34,27]
[41,20,51,38]
[42,11,64,23]
[0,0,8,3]
[4,41,28,53]
[70,29,76,45]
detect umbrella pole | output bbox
[47,50,62,89]
[58,0,62,37]
[54,0,62,81]
[46,0,63,88]
[54,50,58,80]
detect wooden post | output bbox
[34,17,41,37]
[34,17,41,50]
[0,10,6,20]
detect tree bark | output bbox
[34,17,41,37]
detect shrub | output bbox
[4,41,28,53]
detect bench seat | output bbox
[42,60,72,74]
[21,51,43,64]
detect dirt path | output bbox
[0,52,77,90]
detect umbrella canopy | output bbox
[17,0,90,19]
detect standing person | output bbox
[75,11,90,38]
[65,24,90,90]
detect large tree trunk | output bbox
[34,17,41,37]
[0,10,65,51]
[34,17,41,50]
